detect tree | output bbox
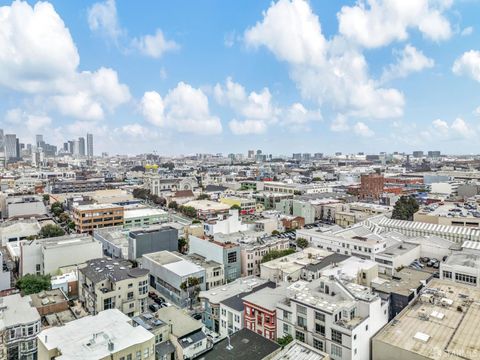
[150,194,166,206]
[50,202,64,217]
[132,188,150,200]
[58,212,70,223]
[42,194,50,203]
[277,334,293,347]
[39,224,65,238]
[17,274,51,295]
[197,194,210,200]
[271,230,280,235]
[180,276,201,310]
[296,237,309,249]
[191,219,201,224]
[178,237,188,253]
[180,205,197,218]
[392,196,419,221]
[230,204,241,211]
[168,201,178,210]
[261,249,295,263]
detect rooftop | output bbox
[197,328,280,360]
[74,203,122,211]
[373,279,480,360]
[0,294,40,328]
[199,276,273,304]
[30,289,68,308]
[124,207,167,219]
[184,200,231,212]
[372,268,432,297]
[143,251,204,277]
[38,309,154,359]
[156,307,203,338]
[243,284,288,311]
[80,258,148,283]
[270,340,329,360]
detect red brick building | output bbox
[359,173,384,201]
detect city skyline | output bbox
[1,0,480,155]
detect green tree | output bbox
[50,202,64,217]
[178,237,188,253]
[296,237,309,249]
[180,276,201,310]
[58,212,70,223]
[197,194,210,200]
[17,274,51,295]
[261,249,296,263]
[42,194,50,203]
[277,334,293,347]
[39,224,65,238]
[132,188,150,200]
[271,230,280,235]
[230,204,241,211]
[180,205,197,218]
[168,201,178,210]
[392,196,419,221]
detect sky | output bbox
[1,0,480,156]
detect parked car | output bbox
[420,257,430,263]
[154,297,164,305]
[149,304,160,312]
[433,262,440,269]
[192,313,202,320]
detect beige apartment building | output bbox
[79,258,149,317]
[72,203,124,233]
[37,309,155,360]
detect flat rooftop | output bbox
[198,328,280,360]
[38,309,153,359]
[156,307,202,338]
[124,207,167,219]
[199,276,272,304]
[74,203,122,211]
[143,251,204,277]
[80,258,148,283]
[372,268,432,296]
[373,279,480,360]
[0,294,40,327]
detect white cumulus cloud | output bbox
[382,44,434,81]
[452,50,480,82]
[132,29,179,58]
[140,82,222,135]
[354,122,374,137]
[338,0,452,48]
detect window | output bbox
[443,271,452,279]
[455,272,477,285]
[127,355,132,360]
[295,330,305,343]
[103,297,115,310]
[350,308,356,319]
[155,334,163,344]
[331,344,342,359]
[283,323,290,335]
[127,292,134,300]
[315,323,325,336]
[313,338,324,351]
[283,310,291,321]
[297,316,307,328]
[315,311,325,322]
[221,309,226,316]
[234,315,240,322]
[136,350,141,360]
[227,252,237,264]
[297,305,307,315]
[331,329,342,344]
[144,348,149,358]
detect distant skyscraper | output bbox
[87,133,93,158]
[73,140,80,155]
[68,140,74,154]
[36,134,43,147]
[78,137,86,156]
[0,129,4,166]
[4,134,17,160]
[247,150,254,159]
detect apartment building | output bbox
[276,199,316,224]
[180,253,224,290]
[219,197,256,214]
[296,228,388,260]
[49,178,106,194]
[199,276,273,334]
[123,207,168,228]
[79,258,149,317]
[72,203,124,233]
[142,251,206,308]
[189,235,241,282]
[203,210,249,236]
[439,243,480,288]
[37,309,155,360]
[243,285,288,340]
[0,294,41,360]
[277,277,388,360]
[372,279,480,360]
[19,234,103,276]
[241,237,290,276]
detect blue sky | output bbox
[1,0,480,155]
